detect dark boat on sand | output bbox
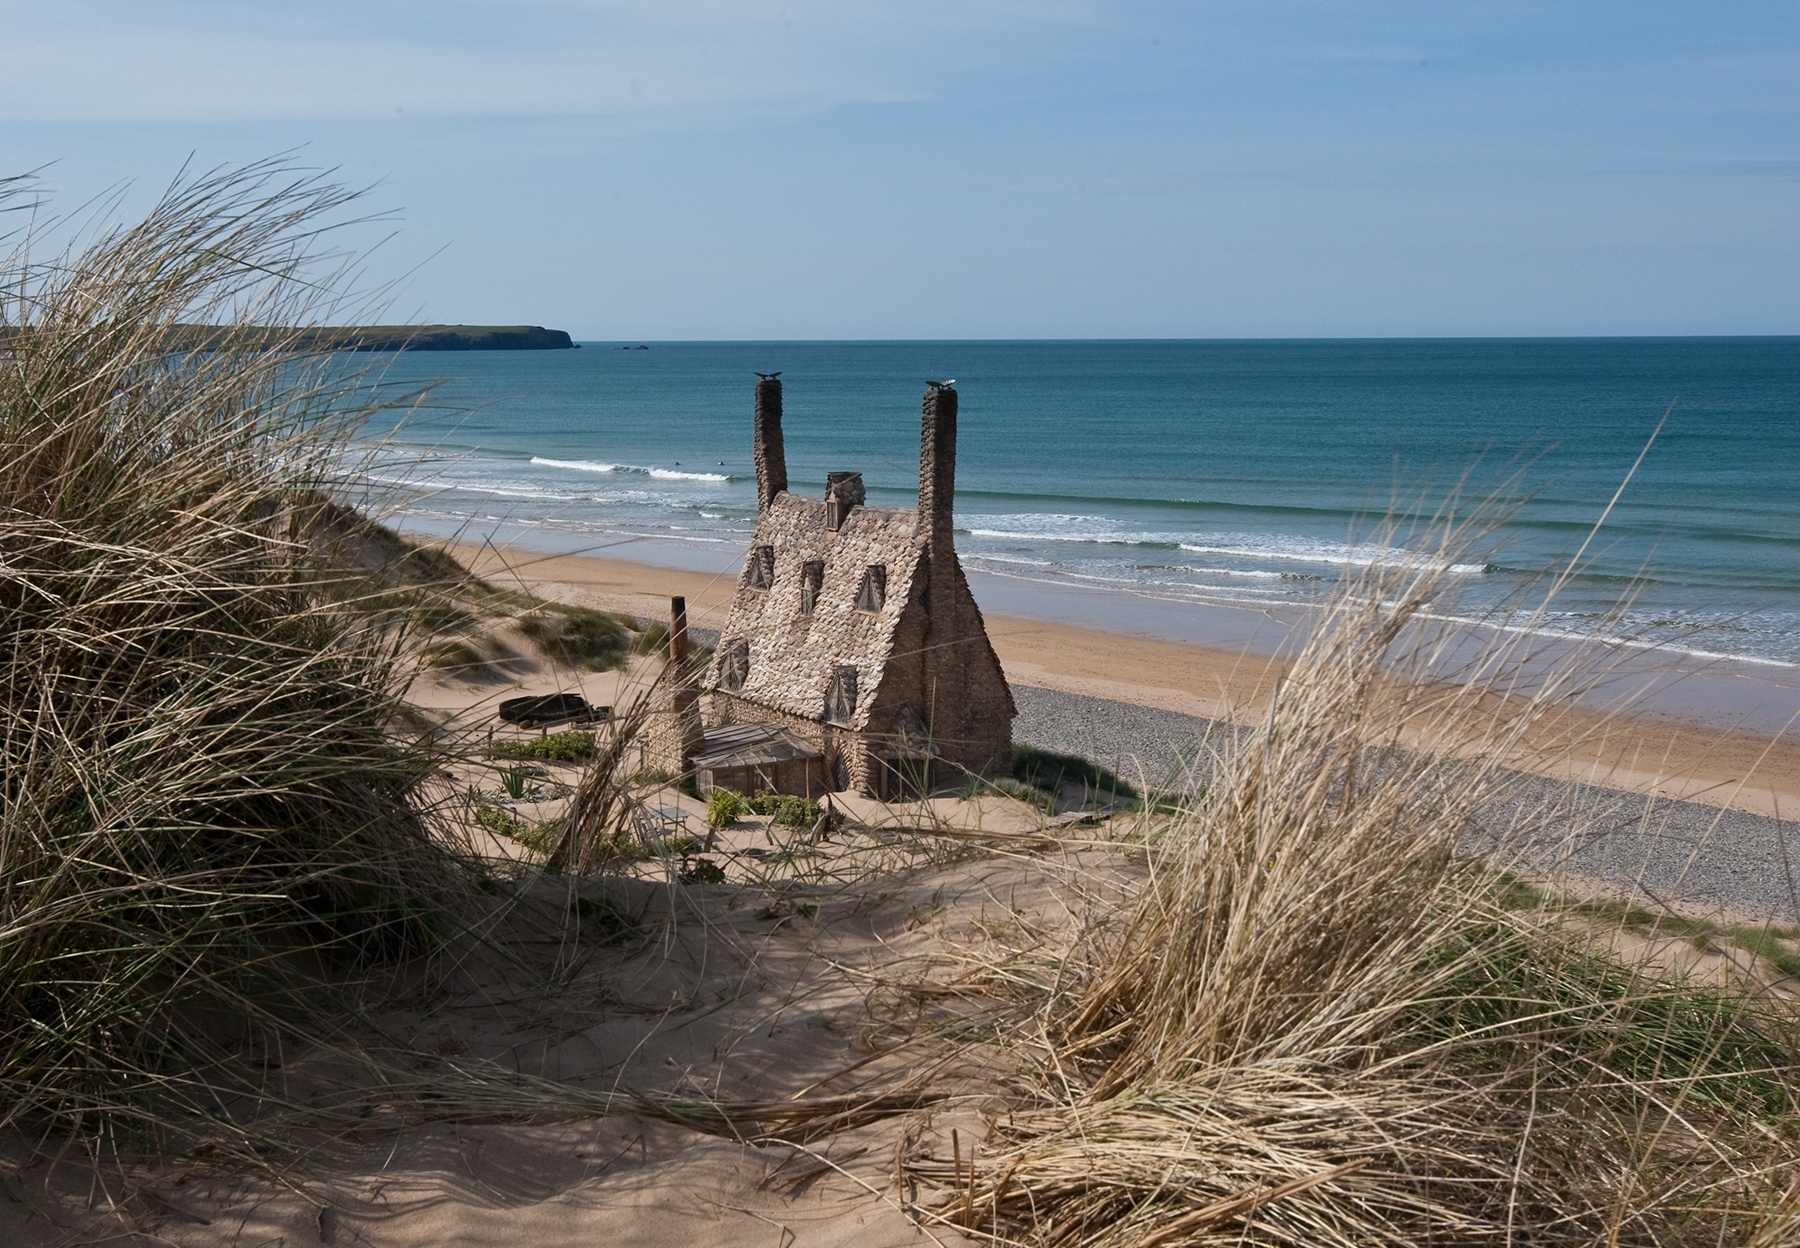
[497,693,609,730]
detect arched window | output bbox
[719,641,750,691]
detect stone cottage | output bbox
[681,377,1015,799]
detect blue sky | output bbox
[5,1,1796,338]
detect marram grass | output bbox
[909,519,1800,1246]
[0,160,475,1150]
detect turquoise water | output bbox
[358,338,1800,667]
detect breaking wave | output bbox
[531,456,732,483]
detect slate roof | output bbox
[710,492,924,731]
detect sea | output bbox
[355,338,1800,675]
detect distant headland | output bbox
[295,324,577,351]
[99,324,581,352]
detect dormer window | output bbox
[745,545,775,591]
[800,561,824,615]
[719,640,750,691]
[825,665,858,723]
[855,565,886,614]
[825,472,865,532]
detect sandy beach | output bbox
[439,539,1800,822]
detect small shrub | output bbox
[631,621,670,655]
[570,895,641,943]
[677,858,727,885]
[962,775,1055,811]
[423,638,488,671]
[1011,743,1137,799]
[489,730,595,763]
[396,541,473,584]
[748,792,822,828]
[420,630,511,678]
[519,606,629,671]
[473,804,558,855]
[1730,925,1800,978]
[707,788,747,828]
[409,597,478,634]
[493,764,539,799]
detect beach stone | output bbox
[1010,681,1800,922]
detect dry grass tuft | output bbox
[547,689,658,875]
[920,515,1800,1246]
[0,159,477,1152]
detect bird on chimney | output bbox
[754,371,782,380]
[925,379,956,389]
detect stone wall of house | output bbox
[856,556,1014,782]
[639,658,704,779]
[706,505,1013,791]
[929,556,1017,771]
[896,383,1016,777]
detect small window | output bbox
[800,561,824,615]
[854,564,887,613]
[719,640,750,691]
[745,545,774,591]
[825,665,858,723]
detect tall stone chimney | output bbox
[919,383,957,550]
[754,376,787,512]
[917,383,968,753]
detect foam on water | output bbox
[531,455,732,482]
